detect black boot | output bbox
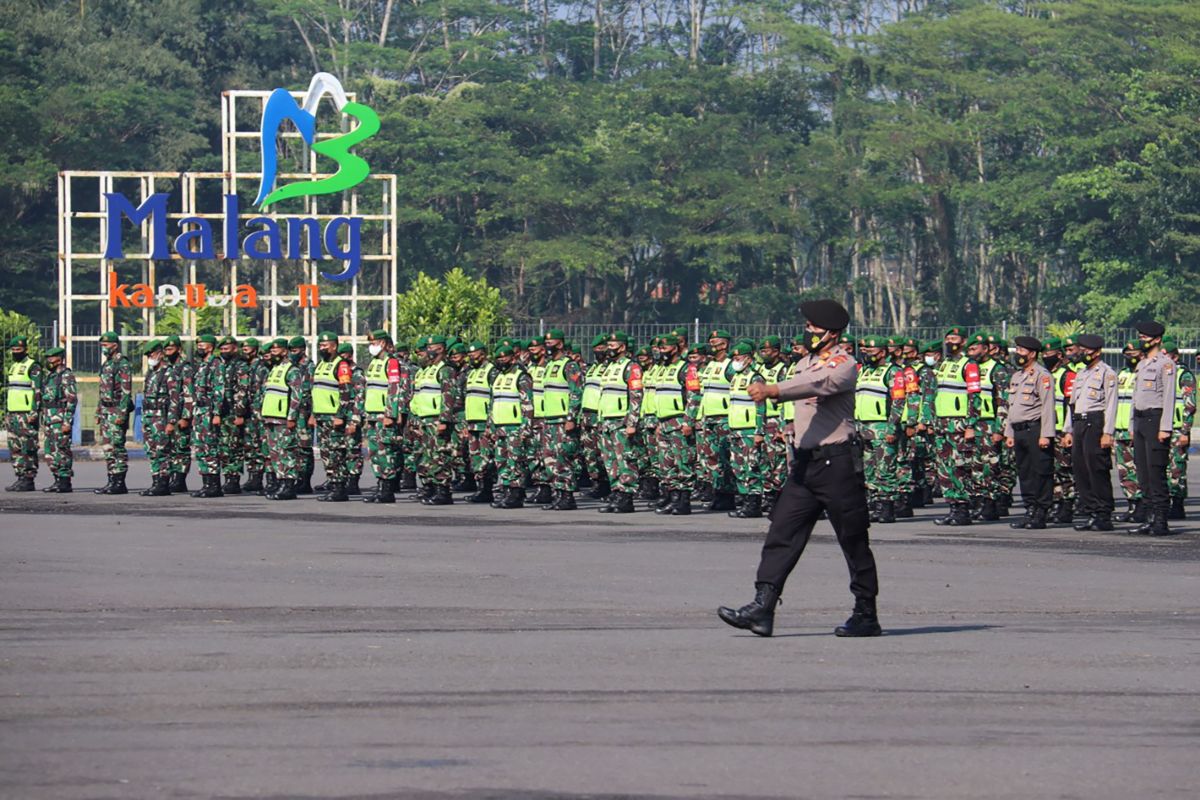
[363,479,395,504]
[1148,509,1175,536]
[717,582,780,637]
[894,495,914,519]
[263,473,280,498]
[548,491,577,511]
[95,473,127,495]
[168,472,188,494]
[192,474,223,498]
[868,499,882,523]
[608,490,635,514]
[834,597,883,637]
[4,477,20,491]
[670,489,692,516]
[978,498,999,521]
[93,475,114,494]
[1010,509,1034,529]
[10,476,36,492]
[1168,496,1186,520]
[588,479,611,500]
[1052,500,1074,524]
[636,477,660,501]
[1074,514,1098,531]
[730,494,762,519]
[318,481,349,502]
[1089,512,1115,532]
[313,479,329,494]
[454,474,478,493]
[467,480,495,504]
[693,481,712,504]
[499,487,525,509]
[654,490,678,515]
[911,486,927,509]
[140,475,170,497]
[876,499,896,524]
[1118,500,1141,523]
[221,475,242,495]
[273,478,297,500]
[345,475,361,496]
[707,491,736,512]
[597,492,617,513]
[427,485,453,505]
[242,472,263,493]
[1026,506,1048,530]
[924,484,936,505]
[294,475,313,496]
[934,503,971,526]
[399,471,417,491]
[530,484,553,506]
[578,472,593,489]
[43,476,72,493]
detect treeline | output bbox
[2,0,1198,328]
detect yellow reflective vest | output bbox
[311,360,340,415]
[261,363,292,419]
[5,359,35,413]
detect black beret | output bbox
[1077,333,1104,350]
[800,299,850,331]
[1013,336,1043,352]
[1135,320,1165,338]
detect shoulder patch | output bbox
[827,355,848,368]
[1041,376,1051,389]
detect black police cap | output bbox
[1013,335,1043,352]
[1077,333,1104,350]
[800,299,850,331]
[1135,320,1165,338]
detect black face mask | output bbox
[1124,357,1139,370]
[1043,354,1061,370]
[1012,353,1029,368]
[1140,339,1156,352]
[944,342,962,356]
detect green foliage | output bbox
[395,268,509,346]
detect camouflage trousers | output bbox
[464,426,493,482]
[400,416,421,476]
[697,420,733,492]
[762,421,788,494]
[299,424,315,479]
[728,431,764,495]
[265,423,301,480]
[40,416,72,478]
[909,433,933,493]
[6,412,39,478]
[972,428,1004,501]
[97,410,129,475]
[243,417,267,475]
[527,422,550,484]
[142,412,172,477]
[932,420,974,502]
[538,422,579,491]
[1114,437,1141,501]
[365,418,399,481]
[191,411,221,475]
[170,417,193,476]
[997,435,1017,496]
[640,423,658,480]
[654,416,695,492]
[414,418,456,486]
[1168,440,1189,499]
[860,422,901,501]
[578,413,606,482]
[1052,435,1075,502]
[598,421,640,491]
[894,432,913,497]
[316,417,352,482]
[220,418,245,477]
[492,424,531,488]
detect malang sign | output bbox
[103,73,379,284]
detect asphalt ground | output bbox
[1,461,1198,800]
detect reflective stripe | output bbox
[538,359,571,419]
[529,364,547,418]
[934,357,969,418]
[640,364,660,419]
[1052,367,1069,431]
[855,365,889,422]
[490,371,522,425]
[1175,368,1192,428]
[760,362,787,418]
[411,365,443,418]
[728,371,759,430]
[654,362,686,419]
[364,357,390,414]
[261,363,291,419]
[978,360,996,420]
[1115,369,1134,432]
[5,360,34,412]
[598,358,630,419]
[581,364,603,411]
[312,360,340,415]
[700,359,730,418]
[464,364,493,422]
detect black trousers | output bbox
[1133,409,1170,513]
[1071,415,1114,515]
[1013,424,1054,510]
[756,448,878,600]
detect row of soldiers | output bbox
[3,326,1193,528]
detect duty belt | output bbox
[1133,408,1162,419]
[796,440,857,459]
[1071,411,1104,423]
[1011,420,1038,431]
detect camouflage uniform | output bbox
[40,360,77,480]
[411,357,459,490]
[459,358,498,487]
[930,345,983,516]
[190,350,226,477]
[4,352,41,482]
[758,360,791,496]
[1113,364,1141,504]
[537,355,584,492]
[96,348,133,476]
[1049,363,1077,505]
[312,353,361,483]
[578,354,608,486]
[727,362,767,496]
[219,352,250,480]
[491,363,535,492]
[363,347,406,494]
[596,352,643,498]
[244,354,271,481]
[264,357,307,481]
[141,356,182,481]
[167,349,195,481]
[1168,361,1195,506]
[696,354,734,495]
[653,357,702,495]
[855,355,905,505]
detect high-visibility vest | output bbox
[5,359,34,413]
[1052,367,1070,431]
[1115,368,1135,433]
[464,364,494,422]
[728,370,759,430]
[364,357,390,414]
[598,358,631,419]
[311,360,340,415]
[490,370,522,425]
[640,364,660,419]
[581,363,603,412]
[855,364,890,422]
[934,356,969,418]
[1175,367,1193,428]
[760,362,787,419]
[529,364,547,418]
[654,361,687,419]
[411,364,443,418]
[539,358,571,419]
[978,360,997,420]
[699,359,730,419]
[261,363,291,419]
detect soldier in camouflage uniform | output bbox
[726,342,768,518]
[216,336,249,494]
[240,338,269,494]
[260,338,307,500]
[188,334,226,498]
[965,332,1009,521]
[696,330,734,510]
[633,344,659,501]
[94,331,133,495]
[1041,337,1077,522]
[912,340,942,506]
[362,330,406,504]
[4,334,41,491]
[650,334,702,516]
[289,337,316,495]
[39,346,76,493]
[398,336,427,492]
[596,332,643,514]
[163,335,195,493]
[410,335,460,505]
[854,336,906,523]
[139,340,182,496]
[889,336,921,518]
[460,342,498,504]
[490,344,535,508]
[536,329,584,510]
[931,326,983,526]
[1163,337,1194,520]
[315,342,363,503]
[578,334,610,498]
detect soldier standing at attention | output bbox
[718,300,880,639]
[696,330,734,510]
[288,337,316,495]
[537,329,584,511]
[1162,337,1194,520]
[461,342,498,504]
[94,331,133,495]
[596,332,643,514]
[410,336,459,506]
[1113,341,1144,523]
[490,344,535,509]
[636,342,662,503]
[854,336,905,524]
[931,326,982,526]
[240,338,269,494]
[910,340,942,508]
[362,330,405,504]
[139,340,181,497]
[1005,337,1057,530]
[1061,334,1118,531]
[162,335,194,493]
[311,333,357,503]
[725,342,768,519]
[965,332,1006,521]
[1130,321,1176,535]
[217,336,249,495]
[1040,338,1077,524]
[579,334,611,499]
[651,334,701,516]
[4,335,41,492]
[756,336,791,516]
[987,334,1016,516]
[39,346,76,493]
[261,338,306,500]
[188,334,225,498]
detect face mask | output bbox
[1125,357,1138,369]
[289,352,303,365]
[924,355,937,367]
[368,344,383,356]
[806,331,830,353]
[1013,353,1029,367]
[148,357,160,367]
[944,342,961,355]
[1140,339,1155,352]
[1086,350,1102,365]
[731,360,748,373]
[1043,354,1060,370]
[12,350,26,361]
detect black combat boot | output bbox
[467,479,495,504]
[868,499,882,523]
[636,477,660,501]
[670,489,692,516]
[588,479,611,500]
[272,478,297,500]
[1026,506,1048,530]
[717,582,780,637]
[894,495,913,518]
[399,471,417,491]
[345,475,361,496]
[654,490,678,515]
[95,473,127,495]
[427,485,453,505]
[876,499,896,523]
[4,477,20,491]
[363,480,395,504]
[263,473,279,498]
[242,472,263,493]
[318,481,349,502]
[1074,514,1098,531]
[924,484,936,505]
[141,475,170,497]
[1118,500,1140,523]
[978,498,999,521]
[94,474,115,494]
[1148,510,1175,536]
[499,487,525,509]
[707,491,736,512]
[11,476,36,492]
[911,486,927,509]
[834,597,883,637]
[168,472,188,494]
[43,476,72,493]
[294,474,314,496]
[1168,496,1186,520]
[1052,500,1074,524]
[222,474,242,495]
[453,474,477,493]
[548,491,577,511]
[529,484,553,505]
[730,494,762,519]
[1010,508,1034,529]
[609,490,635,513]
[1089,513,1115,531]
[934,504,969,526]
[693,481,713,504]
[578,471,593,489]
[192,474,223,498]
[313,479,329,494]
[762,490,779,516]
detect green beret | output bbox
[318,331,338,343]
[198,334,218,345]
[164,335,182,347]
[861,336,885,348]
[1124,340,1141,351]
[44,346,65,358]
[445,336,461,348]
[415,336,429,348]
[1162,336,1179,353]
[839,334,855,345]
[143,340,163,355]
[708,329,732,341]
[448,342,467,355]
[270,337,289,349]
[467,340,486,353]
[1042,337,1062,351]
[545,328,566,340]
[968,332,989,346]
[528,337,543,348]
[589,335,606,348]
[336,343,353,355]
[8,335,28,347]
[672,327,689,339]
[569,343,582,354]
[243,337,260,349]
[428,334,447,346]
[923,340,942,354]
[99,331,120,343]
[944,326,965,338]
[730,342,754,356]
[608,331,630,344]
[1063,334,1079,346]
[370,328,390,341]
[688,344,709,356]
[494,344,514,357]
[219,335,238,347]
[288,336,306,349]
[791,334,807,345]
[636,346,652,357]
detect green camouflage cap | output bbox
[242,337,261,349]
[730,342,754,356]
[608,331,630,344]
[688,343,709,356]
[44,346,65,358]
[99,331,120,343]
[923,339,942,354]
[759,335,781,349]
[197,334,218,345]
[968,332,989,346]
[635,346,652,357]
[1042,337,1063,351]
[143,339,163,355]
[317,331,338,343]
[288,336,306,349]
[336,343,354,355]
[528,336,544,348]
[428,334,447,346]
[448,342,467,355]
[860,335,887,348]
[840,334,855,345]
[1162,335,1179,353]
[672,327,689,340]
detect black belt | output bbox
[1133,408,1162,419]
[1071,411,1104,422]
[797,440,857,459]
[1012,420,1038,432]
